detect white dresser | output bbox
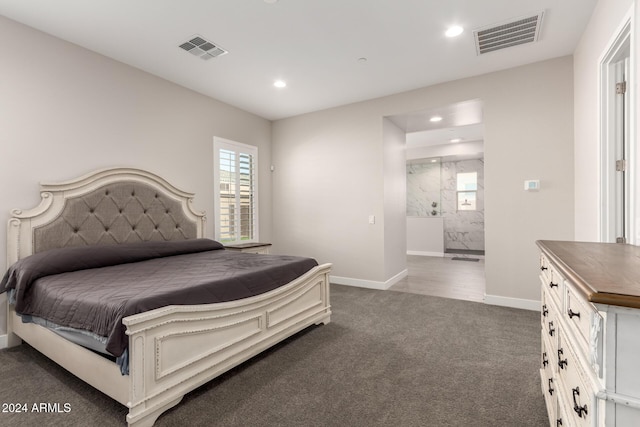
[537,241,640,427]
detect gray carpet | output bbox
[0,285,547,426]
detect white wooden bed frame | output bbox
[3,167,332,426]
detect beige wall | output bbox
[574,0,634,241]
[382,118,407,281]
[273,56,575,304]
[271,100,387,285]
[0,17,272,331]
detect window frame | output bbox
[456,172,478,211]
[213,137,259,244]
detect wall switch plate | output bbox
[524,180,540,191]
[368,215,375,224]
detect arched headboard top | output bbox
[7,168,206,266]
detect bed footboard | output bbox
[123,263,331,427]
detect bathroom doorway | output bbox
[386,99,486,302]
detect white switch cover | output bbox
[524,180,540,191]
[368,215,376,224]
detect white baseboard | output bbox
[407,250,444,257]
[385,269,408,288]
[320,271,540,312]
[484,294,540,311]
[331,269,408,291]
[0,334,7,349]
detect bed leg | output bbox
[315,316,331,326]
[4,299,23,348]
[126,396,183,427]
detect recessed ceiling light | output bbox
[445,26,464,38]
[429,116,443,122]
[449,138,462,143]
[274,80,287,88]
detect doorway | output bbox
[386,99,486,302]
[600,18,634,244]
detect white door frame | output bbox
[599,12,635,244]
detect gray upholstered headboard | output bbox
[7,168,206,266]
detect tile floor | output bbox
[389,255,486,303]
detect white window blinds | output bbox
[214,138,258,243]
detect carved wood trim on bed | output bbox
[4,167,332,427]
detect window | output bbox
[213,137,258,244]
[457,172,477,211]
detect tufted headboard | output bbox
[6,168,206,266]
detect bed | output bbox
[1,167,332,426]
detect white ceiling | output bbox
[388,98,484,133]
[0,0,597,120]
[406,123,485,147]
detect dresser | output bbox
[537,241,640,427]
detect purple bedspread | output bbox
[0,239,318,357]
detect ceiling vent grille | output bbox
[179,35,228,61]
[473,11,544,55]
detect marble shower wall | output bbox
[406,162,441,216]
[407,158,485,252]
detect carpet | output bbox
[0,284,547,426]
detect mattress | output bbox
[1,239,318,361]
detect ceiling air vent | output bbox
[179,35,228,61]
[473,11,544,55]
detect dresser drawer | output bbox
[540,259,564,306]
[540,252,551,277]
[542,287,560,358]
[542,373,559,427]
[556,388,575,427]
[557,329,594,427]
[564,283,600,359]
[541,328,555,374]
[541,330,557,415]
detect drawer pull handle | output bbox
[572,387,588,418]
[541,266,548,271]
[548,378,554,396]
[549,281,558,289]
[568,308,581,319]
[557,418,563,426]
[558,348,567,369]
[542,352,549,368]
[542,305,549,317]
[548,321,555,337]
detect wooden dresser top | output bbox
[537,240,640,309]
